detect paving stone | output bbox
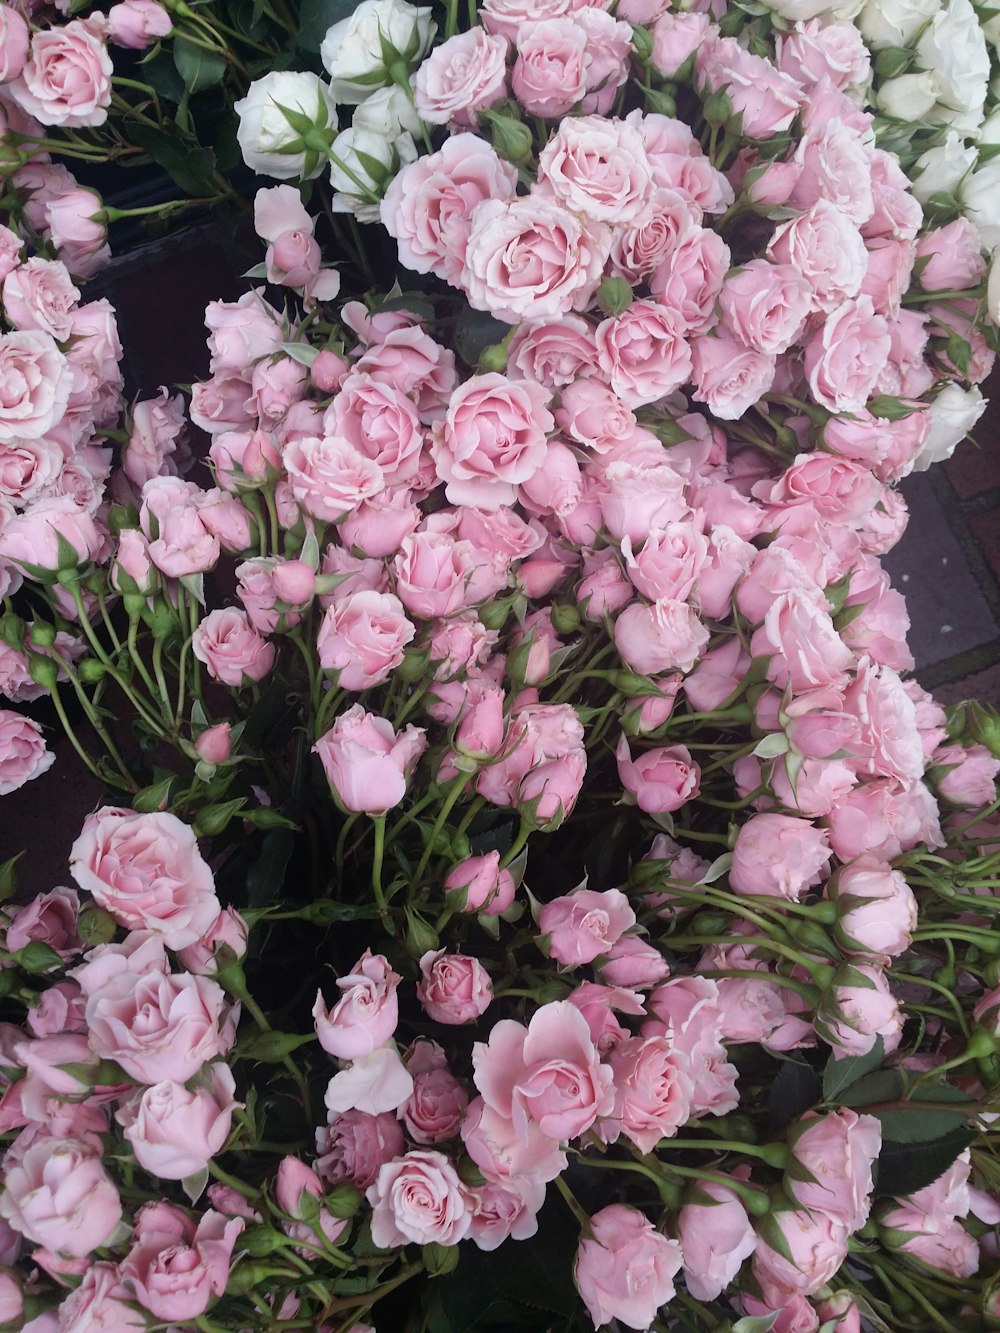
[932,662,1000,711]
[944,401,1000,498]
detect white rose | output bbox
[915,0,989,135]
[911,131,977,204]
[235,71,338,181]
[858,0,940,48]
[979,108,1000,146]
[320,0,435,104]
[911,382,986,471]
[761,0,862,20]
[352,83,422,137]
[877,72,941,121]
[329,124,418,221]
[960,154,1000,249]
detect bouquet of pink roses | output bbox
[2,0,1000,1328]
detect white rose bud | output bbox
[320,0,435,104]
[979,107,1000,147]
[329,124,418,221]
[352,83,423,137]
[877,72,941,121]
[911,131,977,204]
[914,0,989,136]
[235,71,338,181]
[858,0,940,48]
[912,382,987,471]
[961,155,1000,250]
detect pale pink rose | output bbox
[916,218,986,293]
[274,1156,347,1252]
[517,440,582,519]
[120,1201,242,1323]
[630,111,732,213]
[934,743,1000,808]
[107,0,173,47]
[537,117,652,226]
[511,19,587,118]
[804,296,890,412]
[504,317,596,390]
[599,457,688,545]
[756,453,883,528]
[574,8,633,114]
[56,1261,146,1331]
[313,704,426,815]
[750,590,854,693]
[393,529,509,619]
[473,1000,614,1141]
[0,227,22,285]
[401,1066,469,1143]
[844,659,923,784]
[650,11,710,77]
[741,1294,821,1333]
[622,520,708,604]
[0,8,30,82]
[0,710,54,795]
[0,331,72,442]
[191,608,274,688]
[603,1033,693,1153]
[176,905,248,977]
[828,855,917,960]
[682,637,750,712]
[116,1063,238,1181]
[575,1204,683,1330]
[729,813,832,901]
[815,1292,863,1333]
[43,186,110,279]
[678,1177,757,1301]
[697,37,803,137]
[786,1108,881,1231]
[555,378,638,452]
[595,301,691,408]
[0,496,106,577]
[461,196,611,324]
[690,331,776,420]
[317,590,415,691]
[316,1109,404,1189]
[417,951,493,1025]
[614,597,710,676]
[5,886,81,960]
[815,963,903,1056]
[324,372,425,483]
[719,260,812,357]
[283,435,384,522]
[445,851,516,915]
[381,136,518,288]
[776,19,869,91]
[354,326,457,422]
[598,936,669,989]
[313,950,401,1060]
[432,372,553,509]
[124,389,187,489]
[69,807,219,951]
[205,294,283,372]
[9,23,112,128]
[894,1220,979,1278]
[768,199,868,314]
[0,1136,120,1258]
[84,960,234,1084]
[467,1176,545,1251]
[338,488,420,558]
[650,228,730,335]
[2,258,79,342]
[609,188,700,285]
[754,1209,849,1305]
[616,736,699,814]
[414,28,508,125]
[323,1044,414,1118]
[539,887,636,966]
[367,1150,471,1248]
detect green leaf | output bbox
[823,1036,886,1101]
[768,1058,822,1129]
[126,122,219,197]
[298,0,364,50]
[732,1318,779,1333]
[141,50,188,103]
[0,852,24,905]
[237,1029,316,1062]
[173,36,228,94]
[247,828,295,908]
[944,328,972,377]
[875,1125,977,1197]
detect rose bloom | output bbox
[754,1208,850,1306]
[417,950,493,1024]
[8,21,113,128]
[55,1262,147,1331]
[575,1204,683,1331]
[615,597,710,677]
[729,813,832,901]
[804,296,891,413]
[786,1107,882,1231]
[191,608,275,687]
[473,1000,614,1141]
[595,301,692,408]
[313,949,401,1059]
[316,1109,404,1189]
[537,117,653,226]
[69,806,220,950]
[677,1178,758,1302]
[616,736,700,814]
[313,703,426,815]
[461,195,611,324]
[317,590,415,690]
[605,1034,694,1153]
[120,1201,243,1323]
[0,1136,121,1259]
[116,1062,239,1181]
[828,855,918,960]
[413,27,509,126]
[401,1065,469,1144]
[539,887,636,966]
[283,434,385,522]
[367,1150,471,1248]
[0,710,54,795]
[0,330,73,442]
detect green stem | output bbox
[554,1175,590,1229]
[47,683,113,786]
[412,773,472,885]
[207,1160,258,1198]
[371,815,388,917]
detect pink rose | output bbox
[650,11,711,77]
[0,1136,121,1258]
[749,590,854,693]
[473,1000,614,1141]
[392,529,509,619]
[43,186,111,279]
[575,1204,683,1330]
[313,949,401,1059]
[117,1062,238,1180]
[317,590,415,691]
[5,886,81,960]
[729,813,832,901]
[677,1178,757,1301]
[614,597,710,676]
[719,259,812,356]
[804,296,891,413]
[432,372,554,509]
[381,135,518,288]
[274,1156,347,1252]
[2,257,79,342]
[417,951,493,1024]
[107,0,173,48]
[467,1176,545,1251]
[539,887,636,966]
[0,331,72,442]
[461,196,611,324]
[120,1201,243,1322]
[366,1150,471,1248]
[511,19,587,118]
[401,1066,469,1143]
[55,1262,146,1331]
[9,22,113,128]
[283,435,384,522]
[650,228,730,335]
[0,8,30,83]
[445,851,516,915]
[754,1208,849,1305]
[828,855,917,960]
[697,37,803,137]
[934,742,1000,808]
[316,1109,404,1189]
[413,28,508,126]
[690,331,776,420]
[537,117,652,225]
[324,372,425,483]
[313,704,426,815]
[786,1107,881,1231]
[595,301,692,407]
[616,736,700,814]
[768,199,868,314]
[815,963,903,1057]
[69,807,220,950]
[0,710,54,795]
[604,1034,693,1153]
[192,608,274,687]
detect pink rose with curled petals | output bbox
[677,1177,757,1302]
[473,1000,614,1142]
[316,1109,404,1189]
[786,1108,882,1232]
[0,8,29,83]
[116,1062,239,1181]
[467,1176,546,1252]
[0,711,54,796]
[417,951,493,1025]
[511,19,587,118]
[313,704,426,816]
[729,813,832,901]
[367,1150,471,1249]
[0,331,72,443]
[324,1046,414,1117]
[719,259,812,357]
[815,963,903,1057]
[313,950,401,1060]
[400,1066,469,1144]
[120,1201,243,1323]
[461,196,611,325]
[614,597,710,677]
[192,608,274,688]
[616,736,700,814]
[753,1207,849,1306]
[413,28,508,126]
[804,296,891,413]
[283,435,385,523]
[55,1262,146,1331]
[690,331,777,420]
[595,301,692,408]
[317,590,415,691]
[107,0,173,48]
[575,1204,683,1331]
[0,1136,121,1259]
[9,22,113,129]
[536,117,653,226]
[539,887,636,966]
[604,1034,693,1153]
